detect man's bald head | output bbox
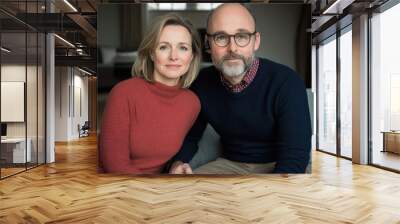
[206,3,256,33]
[204,3,260,82]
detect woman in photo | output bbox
[100,13,202,174]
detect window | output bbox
[196,3,223,10]
[317,36,337,155]
[339,28,352,158]
[370,2,400,171]
[147,3,222,11]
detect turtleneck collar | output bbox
[145,79,183,98]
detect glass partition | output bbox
[1,30,28,177]
[0,1,46,179]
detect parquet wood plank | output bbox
[0,135,400,223]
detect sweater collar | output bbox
[146,80,182,98]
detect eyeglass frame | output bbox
[206,31,258,47]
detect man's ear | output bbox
[254,32,261,51]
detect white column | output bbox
[46,1,55,163]
[46,33,55,163]
[352,14,369,164]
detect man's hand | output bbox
[169,161,193,174]
[182,163,193,174]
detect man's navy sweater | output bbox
[174,58,312,173]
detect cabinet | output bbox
[0,138,32,164]
[382,132,400,154]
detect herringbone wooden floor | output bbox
[1,135,400,223]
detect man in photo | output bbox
[169,3,312,174]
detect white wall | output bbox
[1,65,35,137]
[1,65,26,81]
[55,67,89,141]
[72,72,89,138]
[55,67,69,141]
[1,65,26,140]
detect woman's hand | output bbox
[169,161,193,174]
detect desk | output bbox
[382,131,400,154]
[1,138,31,163]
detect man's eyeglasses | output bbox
[206,31,257,47]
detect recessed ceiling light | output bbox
[63,0,78,12]
[1,47,11,53]
[322,0,354,15]
[78,67,94,76]
[54,34,75,48]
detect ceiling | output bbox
[0,0,97,72]
[1,0,393,73]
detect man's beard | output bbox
[214,53,254,77]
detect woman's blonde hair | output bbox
[132,13,202,88]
